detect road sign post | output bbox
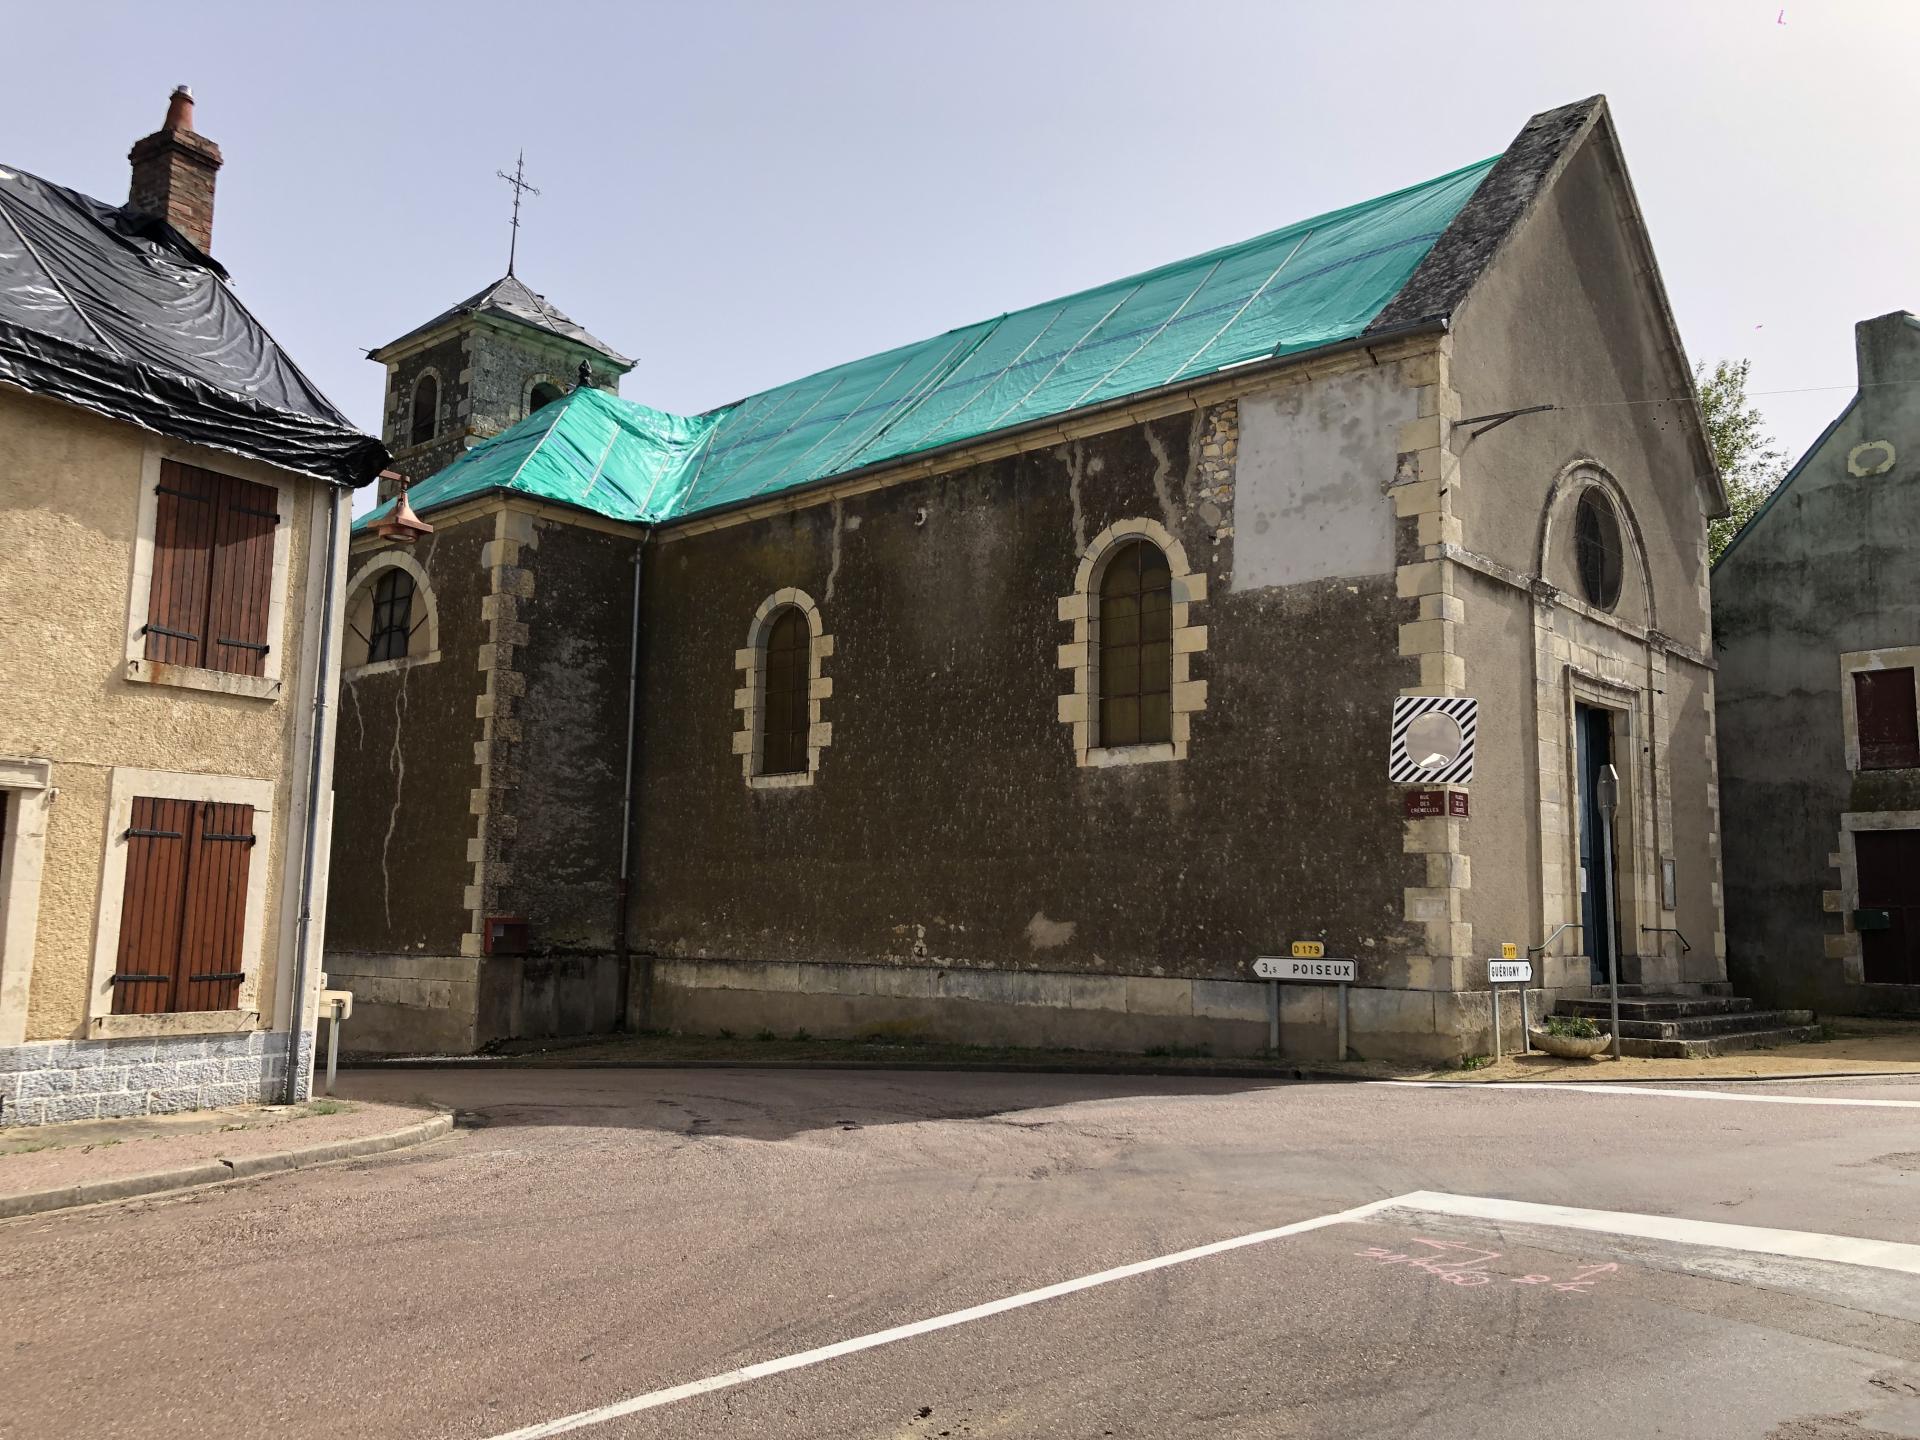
[1486,957,1533,1062]
[1254,946,1358,1061]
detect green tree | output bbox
[1696,358,1788,561]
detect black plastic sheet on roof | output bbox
[0,164,386,486]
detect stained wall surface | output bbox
[630,373,1433,996]
[1715,312,1920,1015]
[1445,125,1724,989]
[0,386,323,1045]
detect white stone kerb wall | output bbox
[0,1029,311,1126]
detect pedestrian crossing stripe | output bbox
[1390,695,1477,785]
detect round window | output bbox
[1574,488,1623,611]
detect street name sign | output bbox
[1488,959,1533,984]
[1256,956,1357,982]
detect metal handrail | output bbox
[1527,921,1583,957]
[1641,925,1692,954]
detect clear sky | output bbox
[9,0,1914,507]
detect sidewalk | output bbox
[0,1098,451,1219]
[346,1016,1920,1085]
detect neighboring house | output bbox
[1715,311,1920,1016]
[0,89,388,1124]
[332,95,1737,1064]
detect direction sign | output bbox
[1290,940,1325,959]
[1256,956,1357,982]
[1488,959,1533,984]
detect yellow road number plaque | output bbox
[1290,941,1326,959]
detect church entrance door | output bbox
[1575,704,1622,987]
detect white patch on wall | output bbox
[1231,368,1410,590]
[1847,440,1896,477]
[1025,912,1077,949]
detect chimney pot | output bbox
[164,85,195,131]
[128,85,222,253]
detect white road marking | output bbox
[1393,1191,1920,1275]
[481,1186,1920,1438]
[1383,1080,1920,1108]
[478,1194,1405,1439]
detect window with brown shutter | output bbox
[1855,668,1920,770]
[112,797,254,1015]
[143,461,279,677]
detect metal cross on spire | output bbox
[496,151,541,276]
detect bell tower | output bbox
[367,275,634,501]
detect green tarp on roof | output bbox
[361,154,1496,533]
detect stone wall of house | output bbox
[0,389,333,1113]
[1715,311,1920,1016]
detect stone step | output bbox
[1609,1009,1816,1041]
[1613,1024,1825,1059]
[1557,983,1736,999]
[1557,996,1754,1021]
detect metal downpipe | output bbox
[613,535,647,1030]
[285,484,342,1104]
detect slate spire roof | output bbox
[363,97,1626,534]
[372,273,634,369]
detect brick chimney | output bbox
[127,85,222,253]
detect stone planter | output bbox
[1529,1028,1612,1059]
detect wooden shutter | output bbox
[111,797,195,1015]
[204,475,279,677]
[144,463,280,676]
[1856,668,1920,770]
[176,802,254,1012]
[111,798,253,1015]
[143,461,218,667]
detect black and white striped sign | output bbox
[1389,695,1477,785]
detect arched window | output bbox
[409,375,438,447]
[368,568,417,663]
[760,607,811,775]
[342,555,441,678]
[1574,488,1623,611]
[528,381,564,415]
[1098,539,1173,747]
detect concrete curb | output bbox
[0,1110,454,1221]
[342,1055,1920,1086]
[345,1056,1370,1082]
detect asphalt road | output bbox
[4,1068,1919,1439]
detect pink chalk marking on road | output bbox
[1354,1237,1620,1293]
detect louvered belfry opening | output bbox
[144,460,278,676]
[112,797,256,1015]
[760,607,811,775]
[410,375,438,447]
[1098,540,1174,747]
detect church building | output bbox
[325,96,1735,1063]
